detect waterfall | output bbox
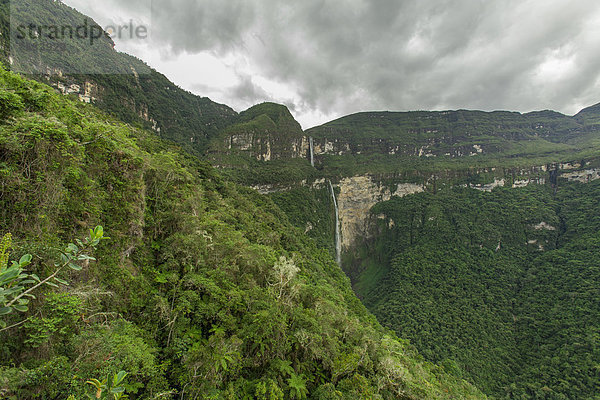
[309,136,315,167]
[329,181,341,265]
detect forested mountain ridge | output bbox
[204,104,600,188]
[0,0,238,156]
[0,66,486,398]
[303,107,600,177]
[208,102,307,163]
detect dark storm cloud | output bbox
[151,0,256,54]
[150,0,600,124]
[214,72,274,106]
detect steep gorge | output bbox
[206,102,600,266]
[207,101,600,399]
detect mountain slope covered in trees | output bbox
[0,0,238,156]
[353,183,600,398]
[0,67,486,399]
[304,108,600,178]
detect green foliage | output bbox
[287,372,308,399]
[88,66,238,156]
[0,226,105,328]
[24,293,81,349]
[0,90,25,118]
[0,233,10,267]
[0,251,34,320]
[254,378,284,400]
[221,157,318,186]
[85,370,129,400]
[235,102,303,133]
[356,182,600,398]
[0,67,486,399]
[270,186,336,253]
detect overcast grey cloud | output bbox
[69,0,600,127]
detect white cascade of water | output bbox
[309,136,315,167]
[329,181,341,265]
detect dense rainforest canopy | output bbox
[354,183,600,399]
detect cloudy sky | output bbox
[64,0,600,128]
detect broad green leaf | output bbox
[114,370,127,385]
[68,263,83,271]
[2,287,24,296]
[54,277,69,286]
[18,254,32,266]
[0,268,21,283]
[12,304,27,312]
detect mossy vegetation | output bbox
[269,186,336,254]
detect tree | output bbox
[270,256,299,300]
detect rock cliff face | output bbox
[335,177,424,251]
[204,102,600,261]
[561,168,600,183]
[53,79,99,104]
[325,161,598,256]
[235,144,600,258]
[310,136,491,159]
[208,102,308,162]
[223,132,309,161]
[305,109,590,162]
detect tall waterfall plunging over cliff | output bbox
[309,137,315,167]
[329,180,341,265]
